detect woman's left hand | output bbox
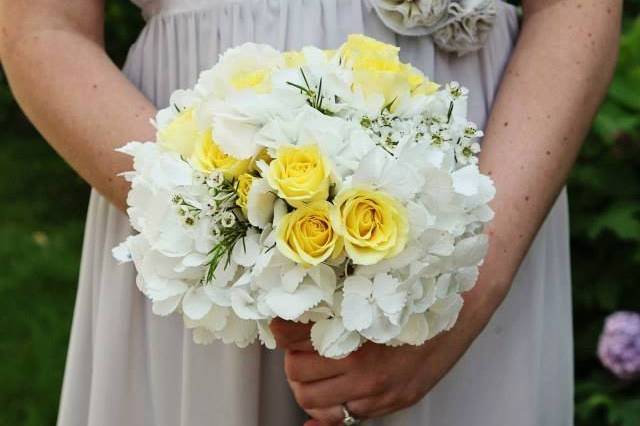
[269,317,477,426]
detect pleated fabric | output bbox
[57,1,573,425]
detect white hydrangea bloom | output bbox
[115,39,495,358]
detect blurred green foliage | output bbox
[0,1,638,425]
[571,4,640,425]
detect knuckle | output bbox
[347,347,366,363]
[283,353,301,381]
[400,387,422,408]
[295,389,317,410]
[370,371,391,391]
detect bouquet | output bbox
[113,35,495,358]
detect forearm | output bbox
[1,19,155,211]
[463,0,621,330]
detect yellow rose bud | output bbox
[276,201,344,266]
[158,108,200,158]
[191,130,251,179]
[330,187,408,265]
[266,144,331,207]
[235,173,254,215]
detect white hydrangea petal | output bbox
[296,306,334,323]
[265,284,324,321]
[145,277,188,301]
[311,318,363,359]
[406,201,434,238]
[210,110,261,159]
[435,273,453,298]
[231,288,264,320]
[183,286,214,320]
[215,313,258,347]
[372,273,406,315]
[112,240,132,264]
[420,230,455,256]
[352,148,421,201]
[281,264,307,293]
[247,178,277,228]
[421,167,454,206]
[272,199,288,228]
[341,294,374,331]
[454,266,480,292]
[192,327,216,344]
[395,313,430,345]
[203,285,232,307]
[343,275,373,297]
[307,264,337,298]
[210,261,238,287]
[152,294,182,316]
[451,164,481,196]
[427,294,464,338]
[182,252,208,268]
[452,234,488,268]
[199,306,229,332]
[258,320,277,349]
[360,312,403,343]
[231,229,261,267]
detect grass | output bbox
[0,133,88,426]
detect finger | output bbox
[285,350,351,382]
[304,405,344,426]
[269,318,312,349]
[306,395,393,425]
[289,373,386,410]
[287,338,314,352]
[347,393,396,420]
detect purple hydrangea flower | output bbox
[597,311,640,380]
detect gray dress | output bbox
[57,1,573,425]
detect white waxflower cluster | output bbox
[113,35,495,358]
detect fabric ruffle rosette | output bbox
[369,0,498,55]
[113,35,495,359]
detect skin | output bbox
[270,1,623,424]
[0,0,156,212]
[0,0,622,424]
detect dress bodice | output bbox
[128,0,502,55]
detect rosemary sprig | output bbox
[286,68,334,116]
[205,220,249,283]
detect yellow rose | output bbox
[191,131,251,179]
[266,144,331,206]
[283,49,337,68]
[249,148,272,172]
[283,50,306,68]
[158,108,199,158]
[340,34,439,104]
[330,187,408,265]
[276,201,343,266]
[230,69,271,93]
[235,173,254,215]
[406,66,440,96]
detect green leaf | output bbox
[588,203,640,241]
[609,399,640,426]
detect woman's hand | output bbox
[270,317,480,426]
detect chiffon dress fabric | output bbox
[57,1,573,425]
